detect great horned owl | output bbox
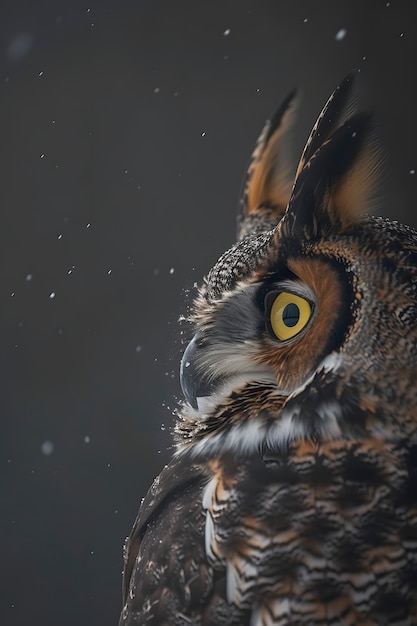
[119,75,417,625]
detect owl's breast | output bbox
[203,438,417,625]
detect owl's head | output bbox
[177,75,417,459]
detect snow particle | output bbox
[38,71,44,77]
[25,273,33,282]
[410,169,416,175]
[169,267,175,274]
[303,18,308,23]
[7,33,34,60]
[49,292,56,299]
[223,28,231,36]
[41,440,54,455]
[58,234,62,240]
[86,223,91,228]
[135,345,142,353]
[40,153,45,159]
[335,28,347,41]
[154,87,160,94]
[107,269,112,275]
[84,435,90,444]
[399,32,404,38]
[201,131,206,137]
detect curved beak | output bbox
[180,333,218,409]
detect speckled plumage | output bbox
[119,75,417,625]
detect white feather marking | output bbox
[204,510,216,563]
[226,559,241,605]
[196,339,271,384]
[319,401,343,436]
[181,395,343,458]
[183,417,268,458]
[202,477,216,510]
[320,351,343,373]
[280,399,343,438]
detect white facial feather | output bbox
[196,340,265,383]
[177,351,344,457]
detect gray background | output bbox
[1,1,416,625]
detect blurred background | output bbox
[1,1,416,624]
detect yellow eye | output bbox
[270,292,312,341]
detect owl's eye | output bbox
[269,292,312,341]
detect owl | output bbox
[119,75,417,625]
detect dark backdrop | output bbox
[1,1,416,625]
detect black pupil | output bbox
[282,303,300,327]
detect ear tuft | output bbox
[280,76,383,241]
[237,90,298,239]
[294,73,357,180]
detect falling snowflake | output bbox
[41,441,54,455]
[335,28,347,41]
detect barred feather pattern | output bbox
[202,438,417,625]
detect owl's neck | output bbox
[175,361,417,461]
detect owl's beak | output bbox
[180,333,217,410]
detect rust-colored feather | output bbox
[238,90,298,239]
